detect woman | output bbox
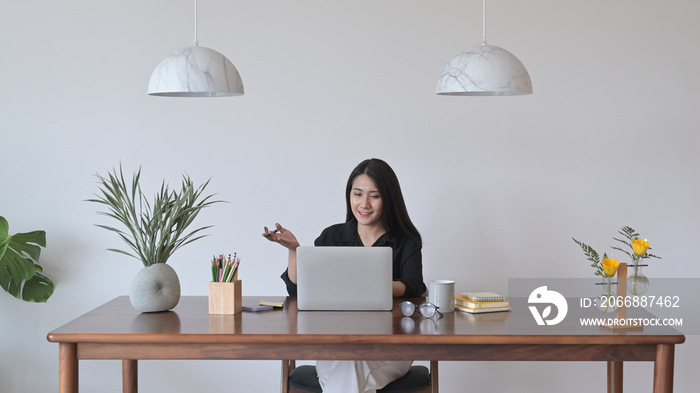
[263,158,426,393]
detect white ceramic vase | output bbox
[129,263,181,313]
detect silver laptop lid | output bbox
[296,246,393,311]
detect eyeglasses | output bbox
[400,301,443,320]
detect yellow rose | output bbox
[602,258,620,277]
[631,238,650,256]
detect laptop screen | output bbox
[296,246,393,311]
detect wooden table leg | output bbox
[430,360,439,393]
[607,361,623,393]
[653,344,675,393]
[123,359,138,393]
[281,360,292,393]
[58,343,78,393]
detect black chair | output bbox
[281,360,438,393]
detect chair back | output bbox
[281,360,438,393]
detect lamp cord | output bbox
[194,0,199,46]
[482,0,487,45]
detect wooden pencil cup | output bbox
[208,281,242,314]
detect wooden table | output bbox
[47,296,684,393]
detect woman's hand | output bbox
[262,223,300,250]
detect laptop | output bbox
[296,246,393,311]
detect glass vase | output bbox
[598,277,616,313]
[627,260,649,296]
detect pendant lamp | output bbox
[148,0,244,97]
[436,0,532,96]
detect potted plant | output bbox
[0,216,53,302]
[88,166,223,312]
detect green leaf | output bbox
[10,230,46,261]
[573,237,604,277]
[0,216,53,302]
[20,268,54,302]
[610,245,633,260]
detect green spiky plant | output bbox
[0,216,53,302]
[87,166,223,267]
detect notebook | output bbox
[296,246,393,311]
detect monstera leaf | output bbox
[0,216,53,302]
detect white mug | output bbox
[428,280,455,313]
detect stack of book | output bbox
[454,291,511,314]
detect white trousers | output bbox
[316,360,413,393]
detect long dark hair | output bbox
[345,158,422,244]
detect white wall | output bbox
[1,0,698,392]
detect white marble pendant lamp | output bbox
[436,0,532,96]
[148,0,244,97]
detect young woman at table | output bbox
[263,158,426,393]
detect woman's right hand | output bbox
[262,223,300,250]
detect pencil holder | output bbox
[208,280,242,314]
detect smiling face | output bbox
[349,174,385,231]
